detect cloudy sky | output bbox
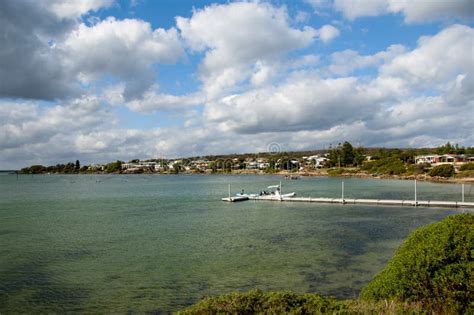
[0,0,473,169]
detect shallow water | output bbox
[0,174,471,313]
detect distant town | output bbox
[17,142,474,181]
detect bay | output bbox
[0,174,471,313]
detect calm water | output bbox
[0,174,471,313]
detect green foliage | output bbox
[75,160,80,170]
[399,150,416,164]
[353,147,366,166]
[405,163,430,176]
[361,157,406,175]
[105,160,122,173]
[456,170,474,178]
[178,290,425,314]
[428,164,455,177]
[327,168,345,176]
[436,142,467,155]
[360,214,474,314]
[328,141,358,167]
[177,289,349,314]
[460,163,474,171]
[327,168,357,176]
[20,165,46,174]
[341,141,354,166]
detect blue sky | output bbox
[0,0,473,168]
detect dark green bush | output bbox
[428,164,455,177]
[360,214,473,313]
[105,160,123,173]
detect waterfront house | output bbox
[305,155,329,168]
[415,154,474,167]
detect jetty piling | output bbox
[341,181,344,204]
[415,179,417,207]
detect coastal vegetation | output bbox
[428,164,455,178]
[360,213,473,313]
[17,142,474,182]
[178,214,473,314]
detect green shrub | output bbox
[327,168,345,176]
[361,158,406,175]
[428,164,455,177]
[177,289,348,314]
[105,160,123,173]
[457,170,474,178]
[460,163,474,171]
[178,290,425,314]
[406,163,430,176]
[360,214,473,314]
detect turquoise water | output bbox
[0,174,471,313]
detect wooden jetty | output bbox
[222,181,474,209]
[246,196,474,208]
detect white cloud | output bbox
[204,73,383,134]
[250,61,278,86]
[176,1,317,98]
[317,24,340,43]
[0,96,113,152]
[46,0,115,18]
[0,1,79,100]
[330,0,474,22]
[328,44,405,76]
[0,2,184,101]
[126,90,204,113]
[102,84,203,112]
[387,0,474,23]
[379,24,474,92]
[334,0,388,20]
[62,17,184,99]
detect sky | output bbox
[0,0,473,169]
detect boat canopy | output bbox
[267,185,279,189]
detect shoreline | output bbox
[14,169,474,184]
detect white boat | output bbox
[235,193,259,198]
[221,182,295,202]
[257,183,296,200]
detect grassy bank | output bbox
[178,214,473,314]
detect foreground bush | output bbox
[428,164,455,177]
[360,214,473,313]
[177,290,346,314]
[176,290,423,314]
